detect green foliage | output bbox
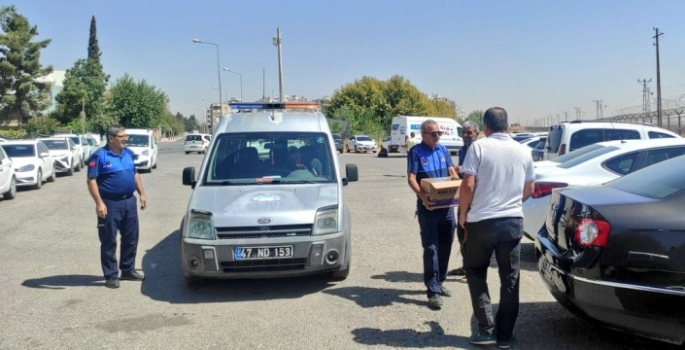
[0,128,26,138]
[62,117,93,134]
[184,114,199,132]
[466,110,484,130]
[88,16,101,62]
[108,74,168,129]
[157,111,184,136]
[325,75,457,137]
[25,115,60,134]
[0,6,53,126]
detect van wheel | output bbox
[184,275,204,289]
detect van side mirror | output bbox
[182,167,196,188]
[40,152,49,158]
[344,164,358,184]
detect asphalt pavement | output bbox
[0,140,678,350]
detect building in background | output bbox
[36,70,67,114]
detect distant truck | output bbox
[389,116,463,155]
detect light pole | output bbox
[223,68,243,102]
[192,39,222,131]
[272,28,284,102]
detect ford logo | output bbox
[257,217,272,224]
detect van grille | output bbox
[215,224,313,239]
[220,258,307,273]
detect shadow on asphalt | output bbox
[139,229,334,304]
[22,275,104,289]
[324,286,426,308]
[347,301,683,349]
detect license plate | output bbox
[538,256,554,284]
[235,246,293,260]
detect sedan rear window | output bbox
[609,155,685,199]
[186,135,202,142]
[558,146,620,169]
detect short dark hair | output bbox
[483,108,508,133]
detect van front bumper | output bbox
[181,230,348,279]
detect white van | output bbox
[544,121,680,160]
[389,116,463,155]
[125,129,158,172]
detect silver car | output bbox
[181,103,359,286]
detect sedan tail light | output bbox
[574,218,611,248]
[532,182,567,198]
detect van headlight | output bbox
[142,150,150,156]
[187,210,215,239]
[314,207,338,235]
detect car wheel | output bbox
[3,176,17,200]
[33,170,42,190]
[80,156,85,169]
[47,164,56,182]
[185,151,190,155]
[152,159,157,169]
[66,163,74,176]
[330,242,351,281]
[346,146,350,153]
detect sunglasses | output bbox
[422,131,444,137]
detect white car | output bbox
[53,134,87,171]
[37,137,79,176]
[126,129,158,172]
[523,138,685,239]
[0,145,17,200]
[347,135,377,153]
[184,133,211,154]
[0,140,56,190]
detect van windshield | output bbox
[203,132,336,185]
[127,135,150,147]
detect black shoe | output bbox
[469,331,496,345]
[498,334,516,349]
[120,270,145,281]
[439,286,452,297]
[105,277,120,289]
[448,267,466,276]
[427,294,443,310]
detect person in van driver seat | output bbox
[407,119,458,310]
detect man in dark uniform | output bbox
[448,121,480,280]
[87,125,148,289]
[407,119,458,310]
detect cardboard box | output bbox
[420,177,462,209]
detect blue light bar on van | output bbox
[229,102,320,110]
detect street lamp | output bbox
[192,38,222,130]
[223,68,243,102]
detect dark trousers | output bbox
[464,217,522,340]
[98,196,139,278]
[417,201,455,297]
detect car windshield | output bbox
[609,155,685,199]
[203,132,336,185]
[68,136,81,145]
[41,140,69,150]
[1,144,35,157]
[127,135,150,147]
[552,143,607,163]
[86,138,96,146]
[332,134,342,141]
[557,145,620,169]
[357,136,372,141]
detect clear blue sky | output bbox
[16,0,685,125]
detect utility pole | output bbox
[262,67,266,101]
[638,79,652,120]
[574,107,581,120]
[564,111,569,121]
[654,27,664,127]
[593,100,603,119]
[273,27,284,102]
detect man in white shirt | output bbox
[458,107,535,348]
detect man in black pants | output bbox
[448,121,480,281]
[407,119,458,310]
[458,108,535,348]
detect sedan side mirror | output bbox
[40,152,49,158]
[182,166,196,188]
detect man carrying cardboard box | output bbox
[407,119,459,310]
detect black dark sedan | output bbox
[535,154,685,345]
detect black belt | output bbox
[101,193,134,201]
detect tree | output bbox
[53,16,109,127]
[184,114,198,132]
[466,109,484,130]
[0,6,53,126]
[325,75,455,137]
[108,74,168,129]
